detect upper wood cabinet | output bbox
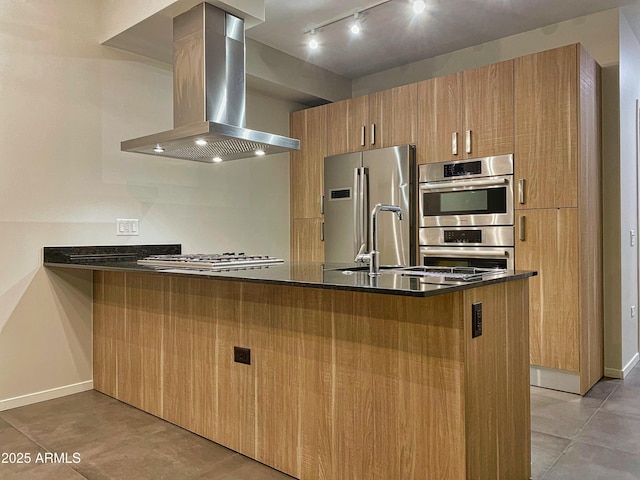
[514,45,579,209]
[417,60,514,164]
[368,83,417,149]
[416,73,461,164]
[290,105,327,219]
[326,96,368,156]
[327,84,417,155]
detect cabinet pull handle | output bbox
[518,179,525,204]
[465,130,472,154]
[370,123,376,145]
[452,132,458,155]
[320,222,324,241]
[360,125,365,147]
[519,216,526,241]
[320,194,324,215]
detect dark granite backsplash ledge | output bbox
[43,244,181,264]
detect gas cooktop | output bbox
[137,253,284,270]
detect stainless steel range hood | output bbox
[121,3,300,163]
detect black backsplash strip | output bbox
[43,244,181,264]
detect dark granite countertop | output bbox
[43,245,536,298]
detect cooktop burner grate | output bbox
[137,252,284,269]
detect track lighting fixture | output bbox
[304,0,426,51]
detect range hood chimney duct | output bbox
[121,3,300,163]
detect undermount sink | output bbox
[386,266,507,282]
[323,265,400,274]
[323,265,507,284]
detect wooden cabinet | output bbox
[290,106,326,262]
[290,106,326,219]
[464,61,514,159]
[326,95,368,156]
[326,84,417,154]
[515,45,578,209]
[94,271,532,480]
[515,208,579,371]
[417,73,461,164]
[514,44,602,394]
[291,218,324,263]
[368,83,417,149]
[417,60,514,164]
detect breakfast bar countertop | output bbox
[43,244,536,298]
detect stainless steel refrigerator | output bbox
[323,144,415,266]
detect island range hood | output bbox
[121,3,300,163]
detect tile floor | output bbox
[531,363,640,479]
[1,365,639,480]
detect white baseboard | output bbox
[530,366,581,394]
[605,352,640,379]
[0,381,93,412]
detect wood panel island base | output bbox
[92,270,531,480]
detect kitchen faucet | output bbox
[354,203,403,276]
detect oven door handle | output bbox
[422,248,511,258]
[419,177,509,191]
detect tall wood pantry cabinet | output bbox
[514,44,602,395]
[290,105,326,263]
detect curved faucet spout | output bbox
[369,203,403,276]
[372,203,403,220]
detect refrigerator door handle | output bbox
[360,167,369,249]
[353,167,362,257]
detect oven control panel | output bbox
[444,160,482,177]
[443,229,482,243]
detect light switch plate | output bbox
[116,219,139,236]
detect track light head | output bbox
[308,28,319,49]
[350,12,361,35]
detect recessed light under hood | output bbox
[121,3,300,163]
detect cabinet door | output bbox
[369,83,417,149]
[515,45,578,209]
[291,218,324,262]
[463,60,514,159]
[290,106,327,219]
[417,73,462,164]
[515,208,578,372]
[326,96,368,156]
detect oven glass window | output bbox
[440,190,487,213]
[422,186,506,217]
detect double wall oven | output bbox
[418,154,515,270]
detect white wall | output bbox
[0,0,299,409]
[602,64,623,375]
[614,9,640,374]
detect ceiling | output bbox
[246,0,639,79]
